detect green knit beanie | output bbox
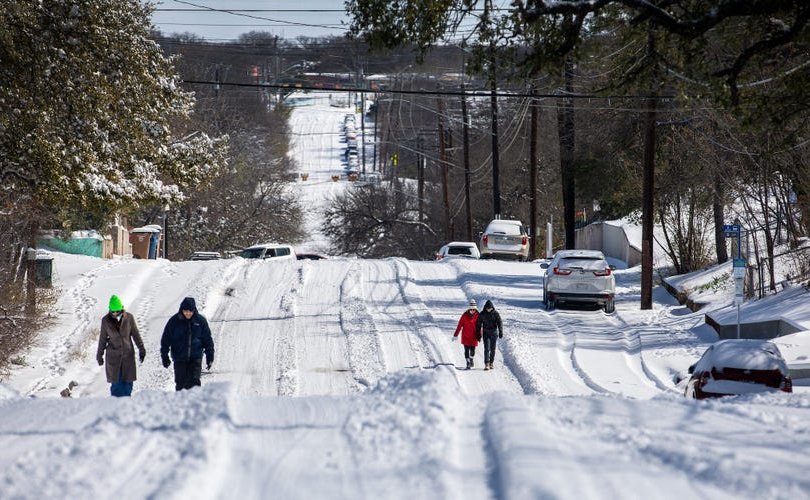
[109,295,124,312]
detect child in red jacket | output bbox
[453,299,480,369]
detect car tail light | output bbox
[483,234,488,245]
[521,235,528,245]
[781,377,793,393]
[553,267,572,276]
[593,268,612,277]
[697,372,710,389]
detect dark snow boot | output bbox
[465,358,471,370]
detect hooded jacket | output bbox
[476,300,502,338]
[160,297,214,364]
[97,311,144,383]
[453,308,480,346]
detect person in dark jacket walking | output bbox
[453,299,480,370]
[476,300,503,371]
[160,297,214,391]
[97,294,145,397]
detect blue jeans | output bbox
[110,369,133,397]
[483,336,498,364]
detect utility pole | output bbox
[485,0,501,218]
[273,36,280,104]
[373,92,379,172]
[640,29,657,310]
[559,55,576,249]
[461,83,473,241]
[529,85,539,260]
[360,59,366,176]
[437,96,451,241]
[489,61,501,215]
[417,134,425,239]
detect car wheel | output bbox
[604,299,615,314]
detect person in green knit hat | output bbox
[96,294,145,397]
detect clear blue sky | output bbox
[150,0,351,41]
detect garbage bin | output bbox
[129,230,152,259]
[148,231,159,259]
[130,226,161,259]
[35,253,54,288]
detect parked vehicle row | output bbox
[190,244,328,261]
[342,113,360,176]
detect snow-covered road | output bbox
[2,93,809,499]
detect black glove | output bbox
[139,350,146,363]
[499,334,503,339]
[97,356,104,366]
[162,355,171,368]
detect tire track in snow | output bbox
[363,260,430,372]
[606,306,678,393]
[206,259,300,395]
[276,263,305,395]
[549,308,661,398]
[391,258,459,374]
[338,261,387,390]
[526,308,609,395]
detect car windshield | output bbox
[448,246,473,255]
[487,223,522,235]
[239,248,265,259]
[558,257,605,270]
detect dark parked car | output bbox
[684,339,793,399]
[296,252,327,261]
[189,251,221,261]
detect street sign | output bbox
[723,224,740,232]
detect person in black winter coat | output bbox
[160,297,215,391]
[476,300,502,371]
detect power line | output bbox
[168,0,346,29]
[155,9,350,12]
[181,79,676,100]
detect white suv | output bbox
[435,241,481,260]
[543,249,615,313]
[479,219,529,261]
[238,243,295,260]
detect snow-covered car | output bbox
[435,242,481,260]
[684,339,793,399]
[543,249,615,313]
[478,219,529,261]
[238,244,295,260]
[189,251,221,261]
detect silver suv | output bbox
[478,219,529,261]
[543,249,615,312]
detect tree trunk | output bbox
[529,84,538,260]
[713,174,728,264]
